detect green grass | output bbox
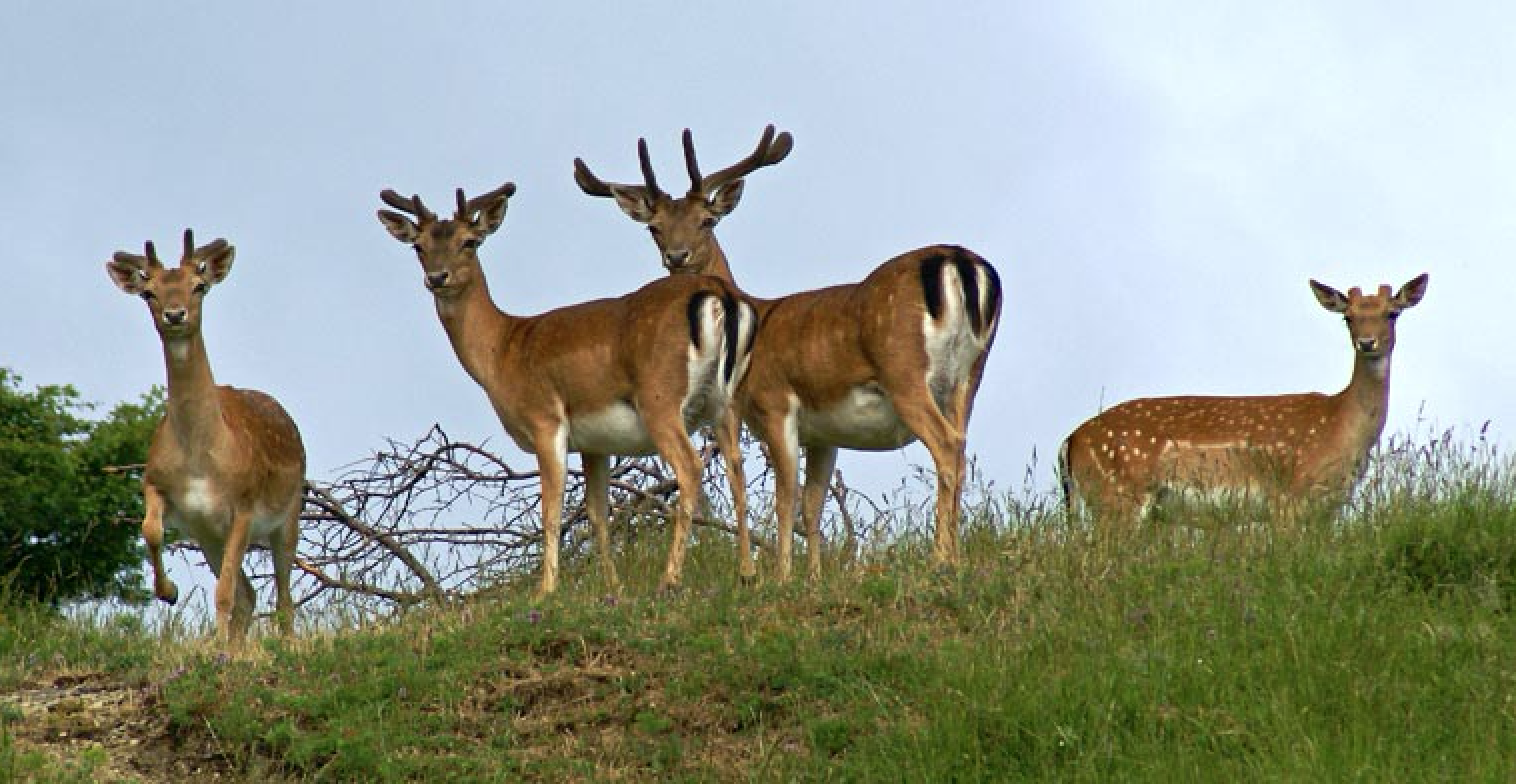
[5,441,1516,782]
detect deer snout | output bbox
[162,308,188,326]
[1356,337,1380,353]
[663,250,692,270]
[426,271,451,290]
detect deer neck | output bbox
[1334,351,1393,451]
[703,239,774,315]
[160,333,224,451]
[433,274,516,392]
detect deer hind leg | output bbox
[582,453,622,593]
[533,425,569,599]
[713,411,755,583]
[800,445,839,582]
[889,386,967,569]
[268,501,300,636]
[141,483,178,605]
[642,413,705,594]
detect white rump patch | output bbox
[921,262,989,411]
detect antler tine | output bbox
[379,188,436,223]
[143,240,164,269]
[700,124,794,193]
[464,182,517,216]
[682,128,703,194]
[181,228,196,264]
[455,187,469,220]
[637,138,663,198]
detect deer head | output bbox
[575,125,792,274]
[377,182,516,297]
[1310,273,1429,365]
[107,230,235,338]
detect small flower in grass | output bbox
[602,595,619,608]
[214,652,231,667]
[525,609,543,624]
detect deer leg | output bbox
[582,453,621,593]
[799,445,838,582]
[890,388,967,569]
[713,411,755,583]
[212,513,253,645]
[534,426,569,599]
[750,406,800,583]
[141,483,178,605]
[268,502,299,636]
[644,415,705,594]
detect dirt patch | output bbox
[2,671,244,782]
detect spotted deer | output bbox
[1059,274,1429,522]
[106,231,307,645]
[377,183,755,595]
[575,126,1002,580]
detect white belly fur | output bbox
[568,402,658,456]
[165,477,289,549]
[799,383,916,451]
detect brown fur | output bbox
[106,231,306,646]
[576,127,1002,579]
[1061,274,1429,522]
[378,183,752,595]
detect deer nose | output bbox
[163,308,187,325]
[664,250,691,268]
[426,271,450,289]
[1357,337,1379,353]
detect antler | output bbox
[379,189,437,224]
[685,124,794,196]
[572,139,667,201]
[455,182,518,221]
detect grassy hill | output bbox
[5,439,1515,782]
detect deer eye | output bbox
[648,226,662,238]
[700,216,718,229]
[461,238,480,251]
[140,290,156,302]
[193,281,208,295]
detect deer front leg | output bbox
[141,483,178,605]
[214,513,254,645]
[534,426,569,599]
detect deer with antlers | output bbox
[1059,274,1429,522]
[376,183,756,596]
[106,231,307,645]
[575,126,1002,581]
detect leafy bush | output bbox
[0,369,161,604]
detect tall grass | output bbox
[4,428,1515,781]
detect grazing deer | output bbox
[106,231,307,644]
[1059,274,1429,522]
[376,183,755,596]
[575,126,1002,580]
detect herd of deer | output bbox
[104,125,1428,646]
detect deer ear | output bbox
[377,210,420,243]
[473,197,509,237]
[1393,273,1428,311]
[610,186,656,224]
[107,255,149,295]
[708,179,745,217]
[1309,279,1349,313]
[198,242,235,284]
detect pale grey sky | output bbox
[5,2,1512,513]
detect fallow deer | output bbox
[106,231,307,645]
[376,183,755,595]
[1059,274,1429,522]
[575,127,1002,580]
